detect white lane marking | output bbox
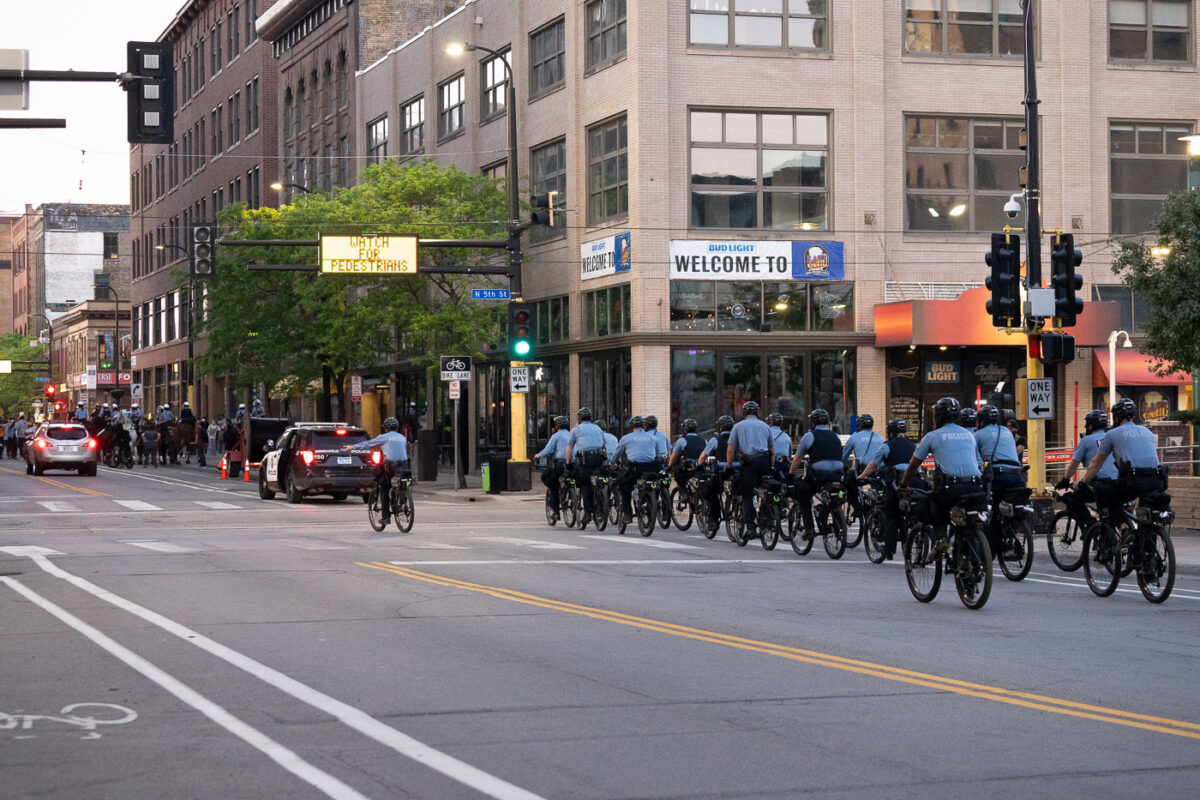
[475,536,583,550]
[21,555,547,800]
[0,577,370,800]
[98,466,246,495]
[385,559,806,566]
[0,546,64,557]
[113,500,162,512]
[403,541,470,550]
[122,541,198,554]
[282,541,350,551]
[37,501,81,513]
[0,508,274,520]
[193,501,243,510]
[580,535,704,551]
[1022,575,1200,600]
[0,495,83,503]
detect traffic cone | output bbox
[219,455,227,479]
[243,461,252,482]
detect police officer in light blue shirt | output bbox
[726,401,773,532]
[900,397,985,529]
[1081,398,1164,518]
[842,414,883,523]
[597,420,620,464]
[565,407,607,526]
[614,416,660,520]
[537,416,572,517]
[644,416,671,464]
[788,409,844,538]
[973,404,1026,556]
[766,413,792,479]
[1060,409,1119,484]
[354,417,409,523]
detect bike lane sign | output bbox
[440,355,472,381]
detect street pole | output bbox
[1021,0,1047,493]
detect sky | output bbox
[0,0,183,217]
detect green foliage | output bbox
[1111,189,1200,376]
[1169,409,1200,426]
[195,161,506,400]
[0,332,48,418]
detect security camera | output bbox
[1004,193,1023,220]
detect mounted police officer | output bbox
[766,413,792,480]
[842,414,883,524]
[613,416,661,523]
[899,397,985,543]
[180,401,196,425]
[974,404,1026,556]
[1080,398,1166,518]
[565,407,607,526]
[536,416,572,522]
[858,418,922,559]
[726,401,772,534]
[696,415,734,520]
[74,402,88,422]
[789,408,845,541]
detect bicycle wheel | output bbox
[997,518,1034,582]
[759,500,780,551]
[657,486,672,529]
[1048,510,1085,572]
[698,502,718,539]
[863,510,885,564]
[592,485,609,532]
[616,491,629,536]
[637,489,656,537]
[723,493,739,543]
[789,500,813,556]
[562,485,579,528]
[903,525,942,602]
[1082,523,1121,597]
[953,528,993,610]
[1136,526,1175,604]
[823,507,847,560]
[367,487,387,532]
[545,488,558,527]
[845,500,864,549]
[670,487,694,531]
[394,487,414,533]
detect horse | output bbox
[160,421,195,464]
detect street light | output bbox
[1108,330,1133,419]
[270,181,311,196]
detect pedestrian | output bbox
[3,417,14,459]
[208,418,219,455]
[195,417,209,467]
[141,427,160,468]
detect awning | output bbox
[1092,349,1192,386]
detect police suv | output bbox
[258,423,374,503]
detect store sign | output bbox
[1140,390,1170,422]
[85,364,97,391]
[924,362,960,383]
[96,371,116,385]
[669,240,844,281]
[580,232,632,281]
[974,361,1008,385]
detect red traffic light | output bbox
[44,384,56,397]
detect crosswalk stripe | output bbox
[123,541,197,553]
[113,500,162,512]
[580,535,704,550]
[37,501,81,513]
[474,536,583,550]
[192,501,242,510]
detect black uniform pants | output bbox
[735,454,770,527]
[540,460,565,511]
[985,468,1026,556]
[619,461,659,516]
[792,468,842,532]
[575,452,606,516]
[1095,474,1163,521]
[932,480,986,530]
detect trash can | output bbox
[487,454,508,494]
[417,429,438,482]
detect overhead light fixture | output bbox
[800,222,814,231]
[774,301,789,311]
[938,345,948,351]
[928,207,940,218]
[948,204,966,217]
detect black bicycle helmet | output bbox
[1112,398,1138,424]
[958,407,976,428]
[1083,409,1108,433]
[766,412,783,426]
[858,414,874,430]
[717,415,734,433]
[683,418,698,433]
[629,415,645,429]
[742,400,760,416]
[933,397,961,427]
[596,419,608,431]
[577,406,593,421]
[555,415,569,430]
[976,405,1000,428]
[383,416,399,432]
[886,418,908,437]
[809,408,830,426]
[645,415,659,429]
[1002,408,1018,426]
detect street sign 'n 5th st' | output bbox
[471,288,510,300]
[1027,378,1054,420]
[320,235,417,274]
[440,355,472,381]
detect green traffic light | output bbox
[513,340,531,357]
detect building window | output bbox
[212,22,222,73]
[229,93,240,143]
[1109,0,1190,62]
[530,18,565,97]
[483,160,507,180]
[104,232,119,260]
[366,115,388,164]
[669,280,852,332]
[197,36,206,84]
[308,69,318,126]
[1110,121,1191,234]
[583,283,632,336]
[246,78,259,134]
[586,0,627,71]
[323,60,334,117]
[531,138,567,241]
[690,109,829,230]
[588,116,628,225]
[298,80,307,130]
[229,8,239,60]
[401,96,424,154]
[284,88,295,139]
[481,49,511,121]
[904,0,1025,57]
[690,0,828,50]
[535,295,571,343]
[338,138,348,187]
[338,50,349,108]
[438,75,465,139]
[904,115,1023,232]
[246,0,256,45]
[211,106,224,154]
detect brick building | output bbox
[0,215,14,335]
[356,0,1199,466]
[129,0,278,420]
[49,299,134,410]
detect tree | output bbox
[196,160,507,421]
[0,332,48,418]
[1111,189,1200,376]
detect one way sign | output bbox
[1026,378,1054,420]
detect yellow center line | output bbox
[0,464,111,497]
[358,561,1200,741]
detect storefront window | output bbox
[723,354,762,417]
[581,349,632,435]
[766,355,806,437]
[812,282,854,331]
[671,280,851,331]
[670,348,717,434]
[764,283,807,331]
[670,281,716,330]
[528,355,569,453]
[475,362,509,458]
[717,282,763,331]
[812,350,854,432]
[583,284,631,336]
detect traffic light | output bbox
[984,233,1022,328]
[190,224,216,277]
[531,190,558,226]
[125,41,174,145]
[1039,332,1076,365]
[44,384,56,398]
[507,301,534,359]
[1050,233,1084,327]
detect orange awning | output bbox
[1092,349,1192,386]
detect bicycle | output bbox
[367,456,414,533]
[721,474,742,545]
[755,477,786,551]
[656,470,673,529]
[860,477,889,564]
[1047,485,1095,572]
[993,486,1035,581]
[690,469,720,540]
[843,467,866,549]
[590,469,613,532]
[901,487,993,610]
[1082,492,1176,603]
[668,467,699,532]
[542,463,579,528]
[634,471,660,536]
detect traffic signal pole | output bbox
[1021,0,1046,494]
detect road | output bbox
[2,460,1198,800]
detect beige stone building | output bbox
[356,0,1199,464]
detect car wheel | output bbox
[259,471,277,500]
[33,463,44,476]
[285,472,303,504]
[86,462,98,477]
[26,461,33,475]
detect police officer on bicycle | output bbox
[1079,398,1166,518]
[899,397,985,541]
[857,418,921,560]
[788,409,844,541]
[973,404,1027,556]
[645,416,671,466]
[536,416,572,522]
[356,417,409,525]
[696,415,735,521]
[766,413,792,480]
[669,418,707,479]
[726,401,773,535]
[614,416,662,523]
[597,419,619,464]
[565,407,607,526]
[842,414,883,524]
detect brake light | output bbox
[87,438,99,450]
[36,439,49,450]
[335,428,347,436]
[300,450,316,466]
[370,450,383,465]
